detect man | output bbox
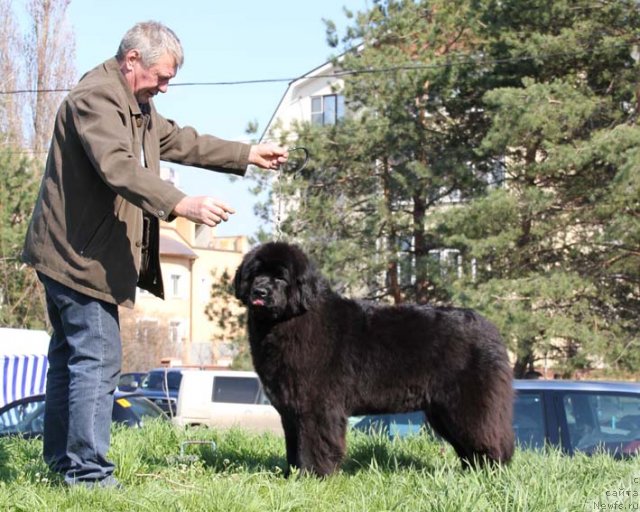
[21,21,287,488]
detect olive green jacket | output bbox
[22,58,251,308]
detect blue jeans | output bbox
[38,273,122,485]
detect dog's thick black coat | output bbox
[234,242,514,475]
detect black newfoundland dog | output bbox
[234,242,514,476]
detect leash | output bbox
[284,146,309,175]
[275,146,310,240]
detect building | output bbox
[120,169,250,370]
[261,59,346,142]
[260,57,471,290]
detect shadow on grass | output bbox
[193,431,443,477]
[0,422,447,484]
[342,437,443,475]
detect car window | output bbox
[212,376,260,404]
[141,371,182,392]
[353,412,426,438]
[119,375,135,387]
[513,392,546,449]
[257,389,272,405]
[118,373,145,390]
[388,412,425,437]
[0,399,45,435]
[562,392,640,456]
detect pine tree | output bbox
[258,0,639,375]
[439,0,640,375]
[271,0,497,304]
[0,148,45,328]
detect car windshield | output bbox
[140,370,182,392]
[112,396,165,425]
[563,392,640,457]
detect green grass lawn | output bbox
[0,420,638,511]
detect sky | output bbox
[65,0,371,237]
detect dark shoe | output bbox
[67,475,124,490]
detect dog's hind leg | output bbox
[427,398,514,469]
[425,406,474,463]
[296,409,348,476]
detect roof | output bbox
[260,53,347,142]
[514,379,640,393]
[159,234,198,259]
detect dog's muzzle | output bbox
[250,287,269,307]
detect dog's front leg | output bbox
[280,413,300,476]
[296,410,347,477]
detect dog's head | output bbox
[234,242,326,320]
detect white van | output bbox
[173,369,283,435]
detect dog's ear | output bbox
[291,263,325,314]
[234,253,256,305]
[235,246,262,305]
[233,261,248,304]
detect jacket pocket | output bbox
[79,213,113,257]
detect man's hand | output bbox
[249,142,288,170]
[172,196,235,227]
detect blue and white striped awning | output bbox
[0,354,48,408]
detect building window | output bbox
[397,236,415,287]
[199,277,210,303]
[429,249,463,279]
[393,238,478,287]
[170,274,183,299]
[311,94,345,125]
[169,320,183,347]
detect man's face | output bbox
[129,52,176,104]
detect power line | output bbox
[0,40,636,95]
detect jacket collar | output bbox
[102,57,151,119]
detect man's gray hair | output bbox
[116,21,184,69]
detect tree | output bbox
[0,0,24,147]
[0,0,75,155]
[437,0,640,376]
[0,0,76,330]
[23,0,76,155]
[119,310,176,372]
[204,269,251,369]
[259,0,640,376]
[0,147,45,328]
[267,0,497,304]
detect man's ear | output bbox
[124,49,141,70]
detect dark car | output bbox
[0,392,166,438]
[131,367,185,415]
[117,372,147,392]
[351,380,640,458]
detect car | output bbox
[173,369,282,434]
[131,367,185,415]
[351,380,640,458]
[117,371,147,392]
[0,392,167,438]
